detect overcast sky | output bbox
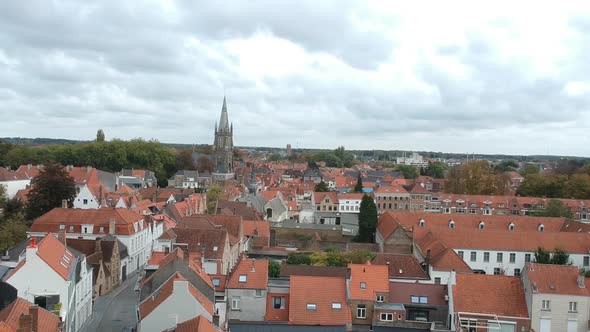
[1,1,590,156]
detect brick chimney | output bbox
[578,274,586,289]
[57,231,67,247]
[25,237,38,262]
[29,305,39,332]
[17,313,32,332]
[61,199,68,209]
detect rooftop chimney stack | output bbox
[29,305,39,332]
[17,313,32,332]
[578,274,586,289]
[109,218,116,235]
[61,199,68,209]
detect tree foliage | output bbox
[310,146,356,168]
[315,180,329,192]
[286,250,376,267]
[26,162,77,220]
[534,247,571,265]
[396,165,419,179]
[0,216,28,252]
[495,160,518,172]
[206,185,222,214]
[268,260,281,278]
[286,253,312,265]
[354,173,363,193]
[196,156,215,173]
[355,194,378,242]
[96,129,105,142]
[176,150,196,170]
[445,161,510,195]
[0,184,6,209]
[518,172,590,199]
[531,199,573,218]
[426,162,447,179]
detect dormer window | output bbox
[238,275,247,283]
[69,225,74,232]
[360,282,367,289]
[478,222,485,230]
[213,246,218,252]
[419,219,425,228]
[59,224,65,230]
[508,223,515,231]
[538,224,544,232]
[448,220,455,229]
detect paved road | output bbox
[81,272,139,332]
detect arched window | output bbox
[508,223,515,231]
[419,219,425,227]
[448,220,455,229]
[538,224,544,232]
[478,221,485,230]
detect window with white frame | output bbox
[380,313,393,321]
[376,295,384,303]
[509,253,516,263]
[273,297,285,309]
[584,256,589,267]
[360,282,366,289]
[238,275,247,283]
[497,253,503,263]
[483,252,490,262]
[306,303,317,310]
[525,254,531,262]
[569,301,577,312]
[470,252,477,262]
[458,251,464,259]
[514,268,521,276]
[332,302,342,310]
[357,305,366,319]
[542,300,550,311]
[212,278,220,287]
[255,289,263,297]
[59,224,65,230]
[231,296,241,310]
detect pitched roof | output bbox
[0,298,60,332]
[226,258,268,290]
[374,184,409,195]
[242,220,270,238]
[265,292,290,322]
[217,200,262,220]
[348,263,389,300]
[417,232,472,273]
[139,272,214,320]
[174,228,229,260]
[178,215,242,246]
[32,233,75,280]
[0,168,28,182]
[338,193,364,200]
[170,315,222,332]
[313,192,338,205]
[454,274,529,318]
[373,254,429,279]
[279,264,349,278]
[30,208,145,235]
[289,275,351,326]
[389,281,448,306]
[525,263,589,296]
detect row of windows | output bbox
[541,300,578,313]
[459,251,590,267]
[377,203,410,210]
[376,196,410,201]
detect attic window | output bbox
[59,224,65,230]
[478,222,485,230]
[360,282,367,289]
[448,220,455,229]
[538,224,545,232]
[213,246,218,252]
[419,219,425,227]
[508,223,515,231]
[69,226,74,232]
[332,302,342,310]
[212,278,220,287]
[306,303,317,310]
[99,227,104,233]
[238,275,247,283]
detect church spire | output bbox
[218,96,229,131]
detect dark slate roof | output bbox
[4,237,43,262]
[117,239,129,259]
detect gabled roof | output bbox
[242,220,270,238]
[139,272,214,320]
[0,168,28,182]
[227,258,268,290]
[348,263,389,300]
[30,208,145,235]
[338,193,364,200]
[453,274,529,318]
[0,298,60,332]
[525,263,589,296]
[289,275,351,326]
[374,184,409,195]
[27,233,75,280]
[373,254,429,279]
[313,192,338,205]
[169,315,222,332]
[178,215,242,246]
[174,228,229,260]
[417,232,472,273]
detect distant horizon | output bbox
[2,136,588,160]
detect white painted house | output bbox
[72,184,103,209]
[27,208,162,278]
[0,167,30,199]
[5,234,93,332]
[338,193,364,213]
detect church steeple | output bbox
[218,96,229,132]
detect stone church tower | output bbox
[212,97,234,180]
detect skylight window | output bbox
[238,275,247,283]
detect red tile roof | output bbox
[338,193,364,200]
[525,263,590,296]
[373,254,429,279]
[389,282,448,306]
[30,208,145,235]
[171,315,222,332]
[289,275,351,326]
[226,258,268,290]
[178,215,242,246]
[348,263,389,300]
[417,232,472,273]
[0,298,60,332]
[0,168,28,181]
[453,274,529,318]
[242,220,270,238]
[375,184,409,194]
[313,192,338,205]
[32,233,74,280]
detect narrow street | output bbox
[81,272,139,332]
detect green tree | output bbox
[2,197,25,222]
[521,164,540,176]
[0,216,28,252]
[396,165,419,179]
[0,184,7,208]
[446,161,509,195]
[564,174,590,199]
[315,180,329,192]
[310,252,329,266]
[354,173,363,192]
[550,248,571,265]
[534,247,551,264]
[495,160,518,172]
[26,162,77,220]
[176,149,196,170]
[206,185,222,214]
[96,129,105,142]
[355,194,378,242]
[286,253,311,265]
[344,249,377,264]
[267,153,282,162]
[531,199,573,219]
[518,173,566,198]
[426,162,447,178]
[268,260,281,278]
